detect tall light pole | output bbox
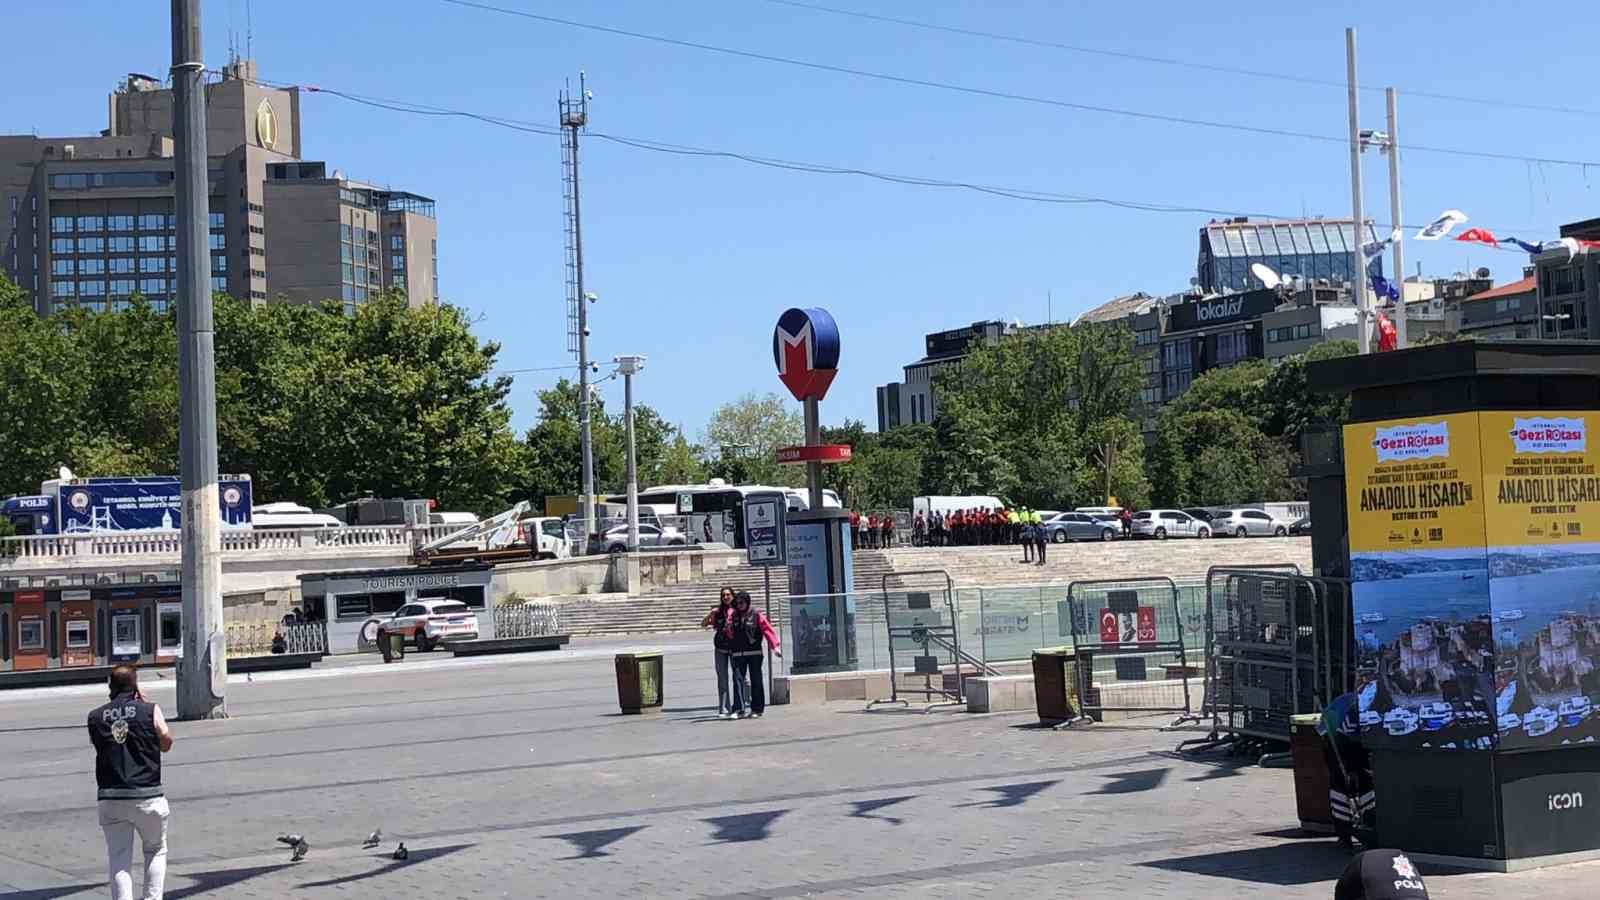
[1345,28,1372,354]
[1385,88,1406,349]
[614,355,645,550]
[172,0,226,718]
[561,76,597,541]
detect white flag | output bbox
[1415,209,1468,241]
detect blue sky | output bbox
[6,1,1599,439]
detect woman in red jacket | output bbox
[727,591,782,718]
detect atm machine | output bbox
[11,590,48,672]
[105,587,151,666]
[60,589,96,669]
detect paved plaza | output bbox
[2,636,1597,899]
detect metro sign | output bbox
[773,307,841,403]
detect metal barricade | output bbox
[1181,566,1354,761]
[1060,577,1194,726]
[868,569,982,710]
[493,601,562,638]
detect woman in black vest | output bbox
[727,591,782,718]
[701,588,741,719]
[88,665,174,900]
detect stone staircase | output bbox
[552,537,1312,637]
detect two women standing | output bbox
[703,588,782,719]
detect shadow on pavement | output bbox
[1089,767,1170,794]
[702,810,788,844]
[956,780,1061,809]
[1141,841,1351,885]
[167,862,297,898]
[848,795,916,826]
[0,884,103,900]
[544,825,649,859]
[294,843,474,889]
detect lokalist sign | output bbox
[1196,297,1244,322]
[742,492,787,566]
[1510,417,1587,454]
[1372,421,1451,462]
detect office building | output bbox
[1457,269,1538,340]
[1072,293,1165,409]
[1535,218,1600,339]
[1197,216,1382,293]
[875,319,1020,431]
[0,59,436,315]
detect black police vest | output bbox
[88,693,163,801]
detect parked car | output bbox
[1289,516,1313,536]
[1181,508,1215,524]
[1074,506,1123,519]
[361,598,478,652]
[1210,509,1291,538]
[1042,512,1120,543]
[589,522,688,554]
[1130,509,1212,540]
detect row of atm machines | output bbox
[0,584,182,675]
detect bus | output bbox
[603,483,723,520]
[678,484,842,548]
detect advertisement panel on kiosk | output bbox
[1344,413,1497,751]
[1478,412,1600,750]
[12,591,48,671]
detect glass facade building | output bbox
[1198,217,1381,293]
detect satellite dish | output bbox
[1250,262,1283,289]
[58,465,75,481]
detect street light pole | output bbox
[1346,27,1372,355]
[614,356,645,550]
[172,0,226,718]
[1386,87,1407,349]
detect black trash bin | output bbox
[379,629,405,663]
[1031,646,1078,724]
[614,650,664,714]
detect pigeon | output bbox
[392,842,408,861]
[363,829,382,849]
[276,834,309,862]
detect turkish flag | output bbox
[1454,228,1499,247]
[1376,312,1398,352]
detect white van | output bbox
[519,515,573,559]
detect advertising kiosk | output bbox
[1310,341,1600,869]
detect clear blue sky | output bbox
[7,1,1599,440]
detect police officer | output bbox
[89,665,174,900]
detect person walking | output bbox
[89,665,174,900]
[912,511,926,547]
[1019,513,1034,564]
[881,512,895,548]
[1120,507,1133,538]
[1034,515,1049,566]
[701,587,741,719]
[727,591,782,718]
[849,510,861,550]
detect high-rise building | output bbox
[1197,216,1382,294]
[0,59,436,315]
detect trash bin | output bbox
[1031,646,1077,723]
[379,629,405,664]
[615,650,664,715]
[1289,713,1334,833]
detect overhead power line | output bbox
[273,76,1543,235]
[759,0,1600,119]
[438,0,1600,171]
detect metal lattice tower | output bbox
[559,73,597,537]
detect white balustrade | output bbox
[2,524,425,561]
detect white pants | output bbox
[98,796,169,900]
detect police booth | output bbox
[1308,340,1600,869]
[298,564,495,654]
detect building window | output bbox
[390,234,404,250]
[51,259,74,276]
[1134,328,1156,346]
[109,236,135,253]
[391,274,405,288]
[209,233,225,250]
[137,214,167,231]
[108,214,135,231]
[250,290,266,300]
[247,224,265,236]
[1295,323,1313,339]
[52,279,75,298]
[355,267,367,286]
[249,246,264,256]
[368,267,379,285]
[139,278,167,295]
[76,215,105,232]
[340,243,352,263]
[110,279,135,297]
[51,237,73,254]
[50,216,74,234]
[341,224,352,243]
[79,280,106,296]
[109,257,134,274]
[139,235,167,253]
[211,255,227,273]
[138,257,166,273]
[342,263,354,283]
[1216,331,1250,366]
[342,283,354,301]
[209,211,225,229]
[77,237,104,253]
[391,254,406,270]
[211,276,228,293]
[80,258,105,275]
[354,285,367,301]
[352,226,366,245]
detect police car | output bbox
[362,598,479,652]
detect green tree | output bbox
[1151,409,1293,507]
[0,275,90,497]
[703,392,804,487]
[520,378,693,508]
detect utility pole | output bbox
[614,356,645,550]
[561,75,597,541]
[1385,87,1406,349]
[172,0,226,719]
[1345,28,1371,355]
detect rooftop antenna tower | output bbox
[560,72,597,540]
